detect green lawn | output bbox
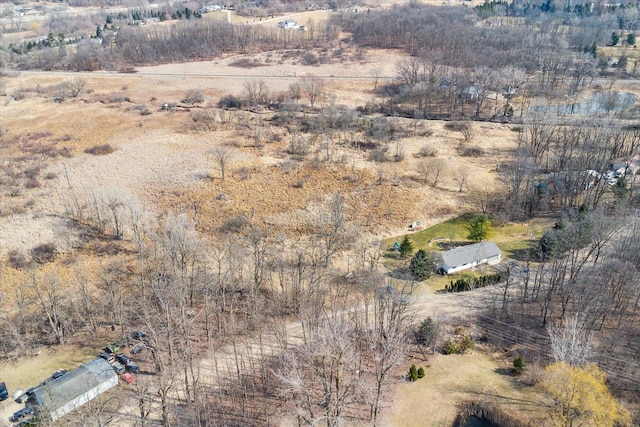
[382,214,554,291]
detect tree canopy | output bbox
[467,215,494,242]
[540,362,631,427]
[409,249,433,280]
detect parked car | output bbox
[111,362,125,375]
[125,361,139,374]
[13,389,25,403]
[122,373,135,384]
[51,369,68,380]
[130,343,146,355]
[98,352,115,364]
[131,331,147,340]
[115,353,130,366]
[9,407,34,423]
[0,382,8,401]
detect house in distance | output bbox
[437,241,502,274]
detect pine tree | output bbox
[467,215,494,242]
[409,249,432,280]
[398,235,413,259]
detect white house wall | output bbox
[442,254,501,274]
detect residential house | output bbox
[437,241,502,274]
[277,19,298,29]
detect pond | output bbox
[530,91,637,115]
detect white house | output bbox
[26,358,118,421]
[437,241,502,274]
[277,19,298,29]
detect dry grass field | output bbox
[0,49,519,255]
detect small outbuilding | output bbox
[26,358,118,421]
[437,241,502,274]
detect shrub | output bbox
[218,95,243,109]
[7,249,29,269]
[182,89,205,105]
[85,144,115,156]
[30,243,57,264]
[444,339,457,355]
[459,335,472,354]
[461,146,485,157]
[416,144,436,157]
[302,52,319,65]
[513,356,525,376]
[220,215,249,233]
[444,121,473,141]
[417,367,425,378]
[408,364,418,381]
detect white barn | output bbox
[27,358,118,421]
[437,241,502,274]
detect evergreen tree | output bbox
[611,32,620,46]
[399,235,413,259]
[627,33,636,46]
[467,215,494,242]
[513,356,525,375]
[409,249,432,281]
[613,176,628,200]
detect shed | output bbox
[26,358,118,421]
[437,241,501,274]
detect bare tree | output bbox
[548,314,592,366]
[299,74,326,108]
[210,145,232,180]
[453,166,470,192]
[417,158,447,188]
[243,80,268,107]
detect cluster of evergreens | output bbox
[445,270,510,293]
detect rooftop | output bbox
[441,241,501,268]
[29,357,117,413]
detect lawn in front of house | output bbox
[382,215,554,290]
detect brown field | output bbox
[0,28,523,426]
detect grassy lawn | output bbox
[382,214,554,291]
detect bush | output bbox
[408,364,418,381]
[459,335,472,354]
[445,270,509,292]
[220,215,249,233]
[30,243,57,264]
[444,121,473,141]
[416,144,436,157]
[85,144,115,156]
[417,367,425,378]
[513,356,525,376]
[7,249,29,269]
[302,53,319,65]
[444,339,457,355]
[182,89,205,105]
[218,95,243,110]
[461,146,485,157]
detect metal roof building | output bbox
[438,241,502,274]
[27,357,118,421]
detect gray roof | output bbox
[441,241,501,268]
[28,357,117,412]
